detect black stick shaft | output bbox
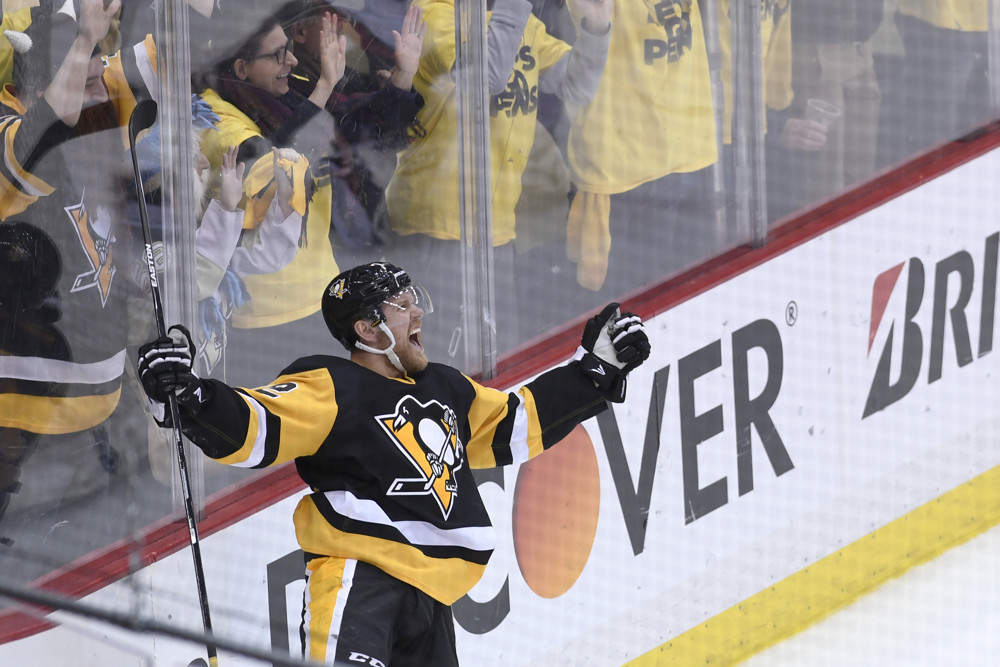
[128,99,218,667]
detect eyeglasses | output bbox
[245,39,294,66]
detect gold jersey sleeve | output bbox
[0,94,57,220]
[463,377,546,468]
[895,0,987,31]
[214,368,339,467]
[103,34,159,149]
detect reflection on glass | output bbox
[764,0,994,224]
[188,0,430,496]
[384,0,613,362]
[765,0,884,221]
[0,0,171,594]
[890,0,989,158]
[2,0,998,646]
[535,1,719,326]
[193,4,340,394]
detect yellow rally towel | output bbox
[566,191,611,292]
[241,152,309,229]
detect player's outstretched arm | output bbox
[461,303,650,467]
[137,328,335,464]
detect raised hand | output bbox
[78,0,122,49]
[219,145,246,212]
[311,11,348,106]
[389,4,427,91]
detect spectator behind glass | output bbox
[712,0,831,222]
[276,0,426,260]
[563,0,716,297]
[714,0,807,226]
[765,0,883,222]
[888,0,988,162]
[192,143,304,377]
[0,4,32,86]
[384,0,612,363]
[116,0,216,50]
[0,0,135,529]
[194,2,350,387]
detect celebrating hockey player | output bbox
[135,261,650,666]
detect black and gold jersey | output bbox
[180,355,608,604]
[0,80,133,434]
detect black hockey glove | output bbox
[136,324,210,425]
[578,302,651,403]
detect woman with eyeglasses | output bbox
[194,4,352,386]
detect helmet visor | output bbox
[381,283,433,317]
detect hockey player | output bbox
[135,261,650,666]
[1,0,126,524]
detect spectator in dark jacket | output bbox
[767,0,884,221]
[277,0,426,253]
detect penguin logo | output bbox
[329,277,346,300]
[65,193,116,306]
[378,395,465,519]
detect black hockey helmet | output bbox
[321,262,431,350]
[0,221,61,315]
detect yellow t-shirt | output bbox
[199,88,338,329]
[567,0,717,194]
[718,0,793,144]
[0,8,32,87]
[895,0,987,31]
[386,0,571,245]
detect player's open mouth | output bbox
[409,328,422,350]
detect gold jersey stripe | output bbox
[294,497,487,605]
[1,116,57,196]
[0,389,120,433]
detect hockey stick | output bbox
[128,99,219,667]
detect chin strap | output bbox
[355,321,406,374]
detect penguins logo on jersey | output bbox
[66,191,116,306]
[378,396,465,519]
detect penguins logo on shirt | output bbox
[65,192,116,306]
[378,395,465,519]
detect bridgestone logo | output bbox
[863,232,998,418]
